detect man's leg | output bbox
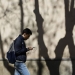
[14,62,30,75]
[20,63,30,75]
[14,69,20,75]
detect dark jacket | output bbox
[14,35,28,62]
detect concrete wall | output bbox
[0,0,75,75]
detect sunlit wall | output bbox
[0,0,75,75]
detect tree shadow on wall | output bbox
[18,0,24,33]
[0,33,14,75]
[34,0,75,75]
[55,0,75,75]
[34,0,60,75]
[0,0,24,75]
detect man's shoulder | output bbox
[15,35,22,42]
[16,35,21,39]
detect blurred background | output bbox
[0,0,75,75]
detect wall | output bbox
[0,0,75,75]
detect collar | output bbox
[19,35,25,40]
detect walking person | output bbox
[14,28,33,75]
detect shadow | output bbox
[18,0,24,33]
[0,0,24,74]
[34,0,75,75]
[0,33,14,75]
[36,60,44,75]
[55,0,75,75]
[34,0,60,75]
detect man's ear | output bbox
[24,33,26,36]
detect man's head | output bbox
[22,28,32,40]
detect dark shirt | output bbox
[14,35,28,62]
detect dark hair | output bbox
[22,28,32,35]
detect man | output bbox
[14,28,33,75]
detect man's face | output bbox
[23,33,30,40]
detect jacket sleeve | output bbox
[14,38,28,55]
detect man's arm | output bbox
[14,38,28,55]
